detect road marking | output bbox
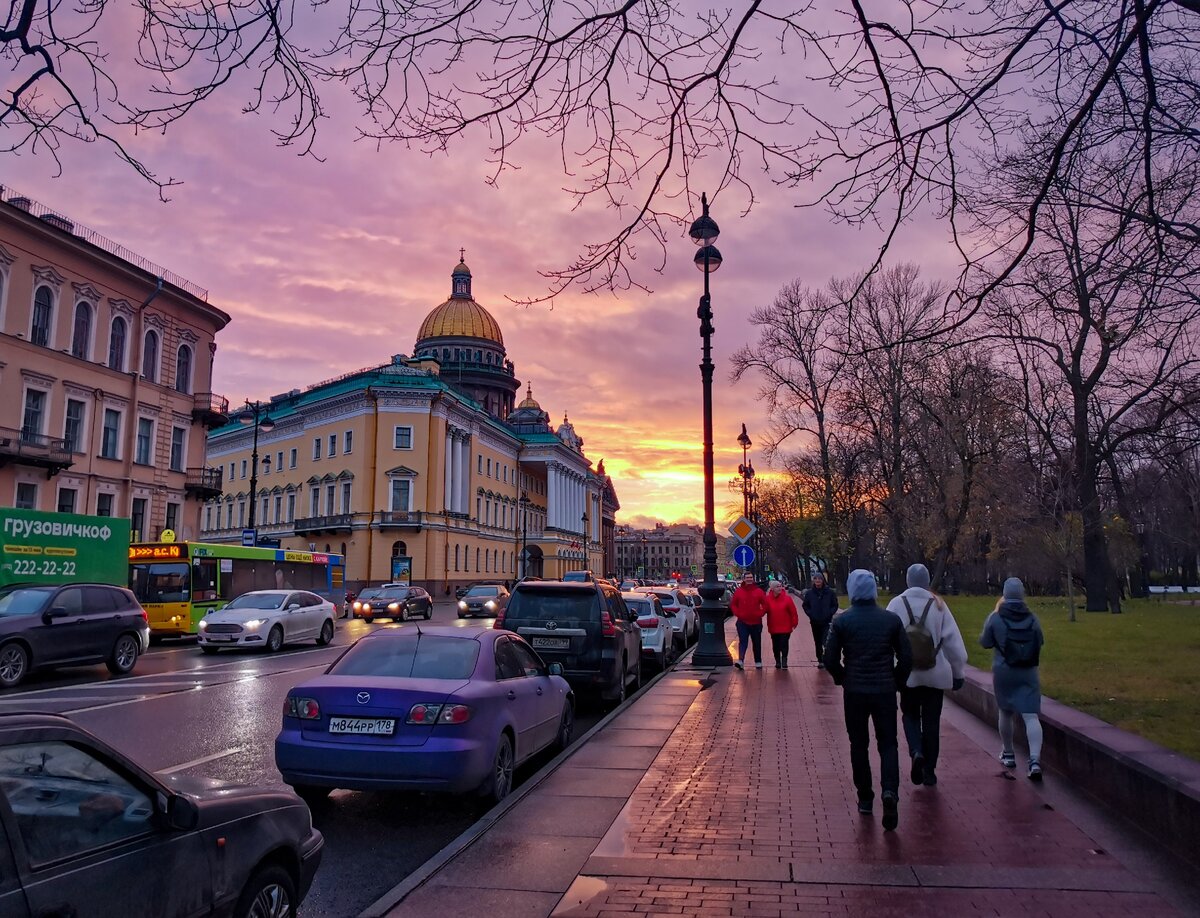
[160,746,243,775]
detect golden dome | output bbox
[517,382,541,410]
[417,297,504,345]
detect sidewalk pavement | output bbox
[373,619,1198,918]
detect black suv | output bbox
[496,580,642,704]
[0,584,151,689]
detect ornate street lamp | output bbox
[518,492,530,579]
[238,400,275,531]
[581,512,589,571]
[690,194,733,667]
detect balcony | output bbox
[185,466,223,500]
[376,510,423,530]
[192,392,230,429]
[294,514,354,534]
[0,427,74,478]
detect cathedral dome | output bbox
[416,257,504,346]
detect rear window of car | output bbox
[506,587,600,622]
[647,591,678,606]
[332,634,480,679]
[625,597,655,617]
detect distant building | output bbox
[615,523,704,580]
[201,258,619,593]
[0,187,230,538]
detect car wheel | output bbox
[316,620,334,646]
[292,784,332,806]
[106,634,140,675]
[362,616,374,624]
[612,659,627,707]
[630,656,642,692]
[200,645,220,655]
[479,734,515,805]
[554,702,574,751]
[0,642,29,689]
[425,606,433,620]
[266,625,284,653]
[234,863,296,918]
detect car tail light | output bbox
[493,607,506,629]
[406,703,472,725]
[285,696,320,720]
[139,608,148,623]
[601,611,616,636]
[440,704,472,725]
[639,617,659,629]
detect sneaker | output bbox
[734,660,744,670]
[881,792,899,831]
[857,798,873,815]
[910,755,925,786]
[755,662,763,669]
[922,770,937,787]
[1028,761,1043,782]
[781,662,788,669]
[1000,751,1016,768]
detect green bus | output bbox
[129,542,345,638]
[1,508,129,589]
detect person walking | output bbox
[980,577,1046,781]
[823,570,912,831]
[729,571,767,670]
[885,563,968,787]
[764,579,800,669]
[802,572,839,668]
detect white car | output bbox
[635,587,697,649]
[198,590,336,654]
[623,591,674,672]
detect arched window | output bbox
[392,541,407,557]
[485,551,490,573]
[143,330,159,382]
[454,544,460,571]
[175,344,192,394]
[31,286,53,347]
[475,547,480,572]
[107,316,127,371]
[71,302,92,359]
[340,542,347,558]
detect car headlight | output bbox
[484,600,496,610]
[353,601,363,610]
[243,619,265,630]
[388,602,400,612]
[362,603,372,612]
[198,620,208,631]
[458,601,467,609]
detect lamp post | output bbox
[239,400,275,532]
[581,512,589,571]
[737,423,757,579]
[641,534,648,581]
[518,491,530,579]
[690,193,733,667]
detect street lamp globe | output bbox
[693,245,723,272]
[238,411,254,426]
[259,415,276,433]
[688,205,720,247]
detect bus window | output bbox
[129,563,190,604]
[192,559,219,602]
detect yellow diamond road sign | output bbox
[729,516,756,543]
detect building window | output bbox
[21,389,46,440]
[286,493,295,522]
[15,482,37,510]
[204,505,212,532]
[58,487,77,515]
[96,493,114,517]
[328,434,337,458]
[229,462,235,481]
[394,426,412,449]
[108,317,127,371]
[313,438,322,460]
[63,399,85,453]
[477,454,482,473]
[344,431,353,454]
[240,460,247,479]
[71,302,92,360]
[165,502,179,533]
[475,547,480,573]
[142,330,159,382]
[341,482,352,514]
[261,496,269,524]
[238,501,246,527]
[390,480,411,512]
[454,544,460,571]
[325,484,335,515]
[277,451,283,471]
[169,427,185,471]
[31,286,53,347]
[476,496,481,521]
[274,495,283,523]
[101,409,121,459]
[310,489,319,517]
[289,448,297,469]
[225,502,233,529]
[135,418,153,465]
[175,345,192,394]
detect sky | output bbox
[2,15,964,528]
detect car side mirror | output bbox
[43,606,68,623]
[288,603,301,611]
[547,663,564,676]
[167,794,199,831]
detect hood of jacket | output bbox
[998,600,1035,628]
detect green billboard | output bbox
[0,508,130,588]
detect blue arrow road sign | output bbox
[733,544,756,568]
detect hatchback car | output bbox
[457,584,509,618]
[0,584,149,689]
[0,712,322,918]
[357,585,433,623]
[622,592,674,672]
[635,587,697,649]
[275,627,573,805]
[197,590,336,654]
[495,581,642,704]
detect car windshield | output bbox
[331,634,480,679]
[357,588,382,600]
[466,586,499,597]
[0,587,54,616]
[377,587,411,600]
[506,588,599,621]
[225,592,288,610]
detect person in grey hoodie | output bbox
[885,564,969,787]
[823,570,912,830]
[980,577,1046,780]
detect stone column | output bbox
[444,429,455,513]
[548,464,559,530]
[458,436,471,516]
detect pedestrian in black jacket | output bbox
[801,572,839,668]
[823,569,913,831]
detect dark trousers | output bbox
[770,632,791,666]
[810,620,830,661]
[843,691,900,801]
[735,620,763,663]
[900,685,945,771]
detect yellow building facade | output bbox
[201,259,619,594]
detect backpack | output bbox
[902,597,940,670]
[999,618,1040,668]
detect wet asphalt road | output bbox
[0,601,625,917]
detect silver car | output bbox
[198,590,336,654]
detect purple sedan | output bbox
[275,626,574,804]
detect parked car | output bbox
[622,591,673,673]
[275,627,573,805]
[495,580,642,705]
[635,587,697,650]
[357,585,433,623]
[197,590,337,654]
[0,712,322,918]
[457,584,510,619]
[0,583,149,689]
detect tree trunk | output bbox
[1078,466,1113,611]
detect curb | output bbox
[357,647,696,918]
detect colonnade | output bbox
[547,461,589,534]
[443,426,471,514]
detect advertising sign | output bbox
[391,556,412,584]
[1,508,130,587]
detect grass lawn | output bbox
[887,594,1200,762]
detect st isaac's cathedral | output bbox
[202,257,620,592]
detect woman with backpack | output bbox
[980,577,1046,781]
[885,564,968,787]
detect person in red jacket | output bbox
[729,571,767,670]
[764,579,800,669]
